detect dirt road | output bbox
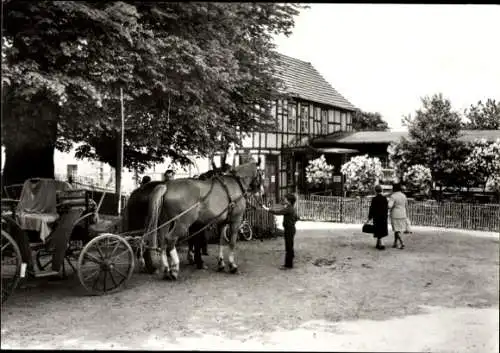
[2,225,498,351]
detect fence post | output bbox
[340,197,343,223]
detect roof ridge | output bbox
[273,52,356,111]
[275,52,312,65]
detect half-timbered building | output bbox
[227,53,357,201]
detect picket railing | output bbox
[297,194,500,232]
[244,196,278,237]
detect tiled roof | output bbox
[275,53,356,112]
[312,130,500,146]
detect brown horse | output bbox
[187,162,233,268]
[144,159,263,280]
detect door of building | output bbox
[264,155,279,202]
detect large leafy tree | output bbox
[463,99,500,130]
[352,110,389,131]
[389,94,466,190]
[464,138,500,192]
[2,2,302,185]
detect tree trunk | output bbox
[3,144,56,186]
[2,96,59,187]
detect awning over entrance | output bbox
[283,146,359,154]
[314,147,359,154]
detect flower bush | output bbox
[465,138,500,192]
[340,155,383,194]
[305,154,334,186]
[402,164,432,195]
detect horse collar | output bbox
[232,174,249,198]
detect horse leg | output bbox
[227,222,240,274]
[193,233,206,270]
[168,245,180,280]
[166,224,188,280]
[217,225,226,272]
[187,237,195,265]
[160,248,171,280]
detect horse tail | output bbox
[144,183,168,248]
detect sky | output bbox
[273,4,500,130]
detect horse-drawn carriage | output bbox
[1,178,136,303]
[1,159,263,304]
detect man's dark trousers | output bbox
[284,226,296,268]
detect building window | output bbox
[321,110,328,135]
[327,110,334,134]
[270,101,276,120]
[341,112,347,131]
[288,102,297,132]
[333,110,341,132]
[67,164,78,183]
[346,111,353,131]
[314,107,321,135]
[300,104,308,133]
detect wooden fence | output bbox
[244,196,278,237]
[297,194,500,232]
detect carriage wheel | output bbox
[1,230,23,304]
[36,249,53,271]
[239,221,253,241]
[36,249,76,276]
[77,233,134,295]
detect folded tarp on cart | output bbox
[15,178,72,242]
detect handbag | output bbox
[362,222,375,234]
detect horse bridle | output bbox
[212,168,263,216]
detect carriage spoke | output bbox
[91,272,101,290]
[109,262,132,267]
[82,268,100,282]
[109,250,131,263]
[94,242,108,261]
[84,252,102,264]
[108,240,121,258]
[66,257,77,273]
[2,242,11,253]
[108,270,119,288]
[111,266,127,280]
[103,270,108,292]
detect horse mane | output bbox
[232,160,259,178]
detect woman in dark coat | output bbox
[367,184,389,250]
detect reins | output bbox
[118,169,260,252]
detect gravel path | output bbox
[2,225,498,351]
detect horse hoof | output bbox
[162,271,172,280]
[169,270,178,280]
[229,264,238,274]
[217,265,225,272]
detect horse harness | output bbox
[213,173,250,223]
[125,168,261,249]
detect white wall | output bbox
[1,142,241,194]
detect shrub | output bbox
[341,155,383,195]
[403,164,432,195]
[305,154,334,187]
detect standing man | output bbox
[140,175,151,186]
[163,169,175,182]
[262,194,299,270]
